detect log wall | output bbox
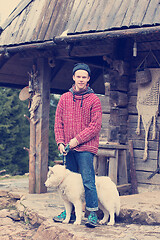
[128,53,160,189]
[99,53,160,190]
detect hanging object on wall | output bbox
[136,51,152,85]
[27,64,41,120]
[19,86,31,101]
[136,68,160,161]
[133,41,137,57]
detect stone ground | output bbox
[0,176,160,240]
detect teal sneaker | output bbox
[85,211,98,228]
[53,210,76,223]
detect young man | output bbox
[54,63,102,227]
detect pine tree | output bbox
[48,94,60,166]
[0,87,29,174]
[0,87,59,174]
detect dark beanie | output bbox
[72,63,91,76]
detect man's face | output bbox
[73,70,90,91]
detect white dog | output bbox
[45,165,120,225]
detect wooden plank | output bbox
[102,114,110,128]
[128,82,138,97]
[36,0,57,41]
[117,184,131,195]
[97,149,116,157]
[35,58,51,193]
[93,155,98,175]
[74,0,96,33]
[29,121,36,193]
[133,139,159,150]
[31,0,52,41]
[47,0,74,38]
[86,0,106,31]
[128,140,138,194]
[111,0,130,28]
[99,128,109,142]
[22,0,45,43]
[98,95,110,113]
[143,0,159,25]
[134,149,158,161]
[138,41,160,51]
[45,0,67,39]
[0,11,20,45]
[109,74,128,92]
[2,9,26,46]
[153,1,160,23]
[15,5,33,43]
[136,171,160,185]
[67,0,86,33]
[135,158,157,171]
[99,143,128,150]
[128,124,159,141]
[108,151,118,184]
[128,96,137,114]
[98,0,117,30]
[130,0,150,26]
[110,108,128,126]
[70,42,114,57]
[104,0,124,29]
[0,73,28,85]
[128,115,160,140]
[118,150,128,185]
[110,91,128,107]
[122,0,141,27]
[97,156,108,176]
[2,0,34,30]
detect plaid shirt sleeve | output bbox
[75,97,102,144]
[54,96,65,145]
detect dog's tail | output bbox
[116,197,121,216]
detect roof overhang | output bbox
[1,25,160,54]
[1,25,160,94]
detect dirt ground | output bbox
[1,176,160,240]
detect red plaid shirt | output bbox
[54,91,102,154]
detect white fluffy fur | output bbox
[45,165,120,225]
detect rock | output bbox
[0,190,9,197]
[7,212,21,221]
[8,192,21,200]
[24,209,44,227]
[0,209,11,218]
[33,221,87,240]
[2,174,11,178]
[119,208,160,225]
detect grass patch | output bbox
[0,174,28,181]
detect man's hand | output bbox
[69,138,79,149]
[58,143,67,155]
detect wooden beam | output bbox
[55,26,160,43]
[34,58,51,193]
[2,0,35,30]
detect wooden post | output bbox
[118,150,128,185]
[29,121,36,193]
[35,58,51,193]
[108,151,118,184]
[128,140,138,194]
[27,58,50,194]
[24,114,36,194]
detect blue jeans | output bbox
[66,150,98,211]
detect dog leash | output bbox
[58,144,70,165]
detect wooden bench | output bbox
[94,143,131,195]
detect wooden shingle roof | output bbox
[1,0,160,46]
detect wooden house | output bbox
[1,0,160,194]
